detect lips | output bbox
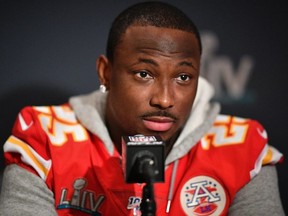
[142,117,175,132]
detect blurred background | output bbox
[0,0,287,212]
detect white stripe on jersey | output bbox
[4,135,52,180]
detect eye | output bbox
[176,74,191,82]
[135,71,153,80]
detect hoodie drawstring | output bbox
[166,159,179,213]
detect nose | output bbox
[150,80,174,110]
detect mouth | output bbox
[142,116,175,132]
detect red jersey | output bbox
[3,105,283,216]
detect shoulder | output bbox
[201,114,283,178]
[19,104,77,124]
[15,104,89,146]
[202,114,265,150]
[3,104,90,180]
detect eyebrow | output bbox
[178,61,193,67]
[137,58,194,68]
[138,58,158,66]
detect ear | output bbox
[96,55,111,90]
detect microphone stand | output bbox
[138,157,157,216]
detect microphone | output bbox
[121,135,165,183]
[122,135,165,216]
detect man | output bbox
[0,2,285,215]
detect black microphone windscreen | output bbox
[121,135,165,183]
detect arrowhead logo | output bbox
[19,113,33,131]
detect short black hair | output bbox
[106,1,202,61]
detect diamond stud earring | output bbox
[99,84,106,93]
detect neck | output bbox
[105,119,123,155]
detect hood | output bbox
[69,76,220,164]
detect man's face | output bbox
[104,25,201,146]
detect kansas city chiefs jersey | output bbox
[3,105,283,216]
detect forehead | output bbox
[115,25,201,58]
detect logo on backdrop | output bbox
[200,31,255,104]
[180,176,226,216]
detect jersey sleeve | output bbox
[248,120,283,179]
[201,115,284,182]
[3,106,52,181]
